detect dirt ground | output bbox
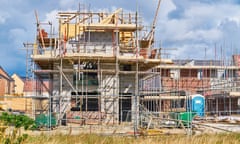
[23,119,240,136]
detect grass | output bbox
[24,133,240,144]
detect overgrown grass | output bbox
[25,133,240,144]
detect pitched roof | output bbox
[11,73,23,80]
[23,80,51,92]
[0,66,13,81]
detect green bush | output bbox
[0,112,35,144]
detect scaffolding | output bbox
[25,4,173,128]
[22,3,240,134]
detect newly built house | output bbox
[0,67,14,110]
[0,67,14,98]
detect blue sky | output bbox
[1,0,240,76]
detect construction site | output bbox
[14,1,240,135]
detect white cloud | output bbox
[158,0,176,21]
[1,0,240,75]
[156,0,240,59]
[181,29,222,42]
[43,10,59,32]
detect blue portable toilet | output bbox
[187,94,205,117]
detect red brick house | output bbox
[0,66,14,99]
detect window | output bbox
[197,69,203,80]
[73,62,98,86]
[74,73,98,86]
[71,92,99,111]
[170,69,180,79]
[123,65,131,71]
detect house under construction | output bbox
[27,3,174,125]
[23,4,240,127]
